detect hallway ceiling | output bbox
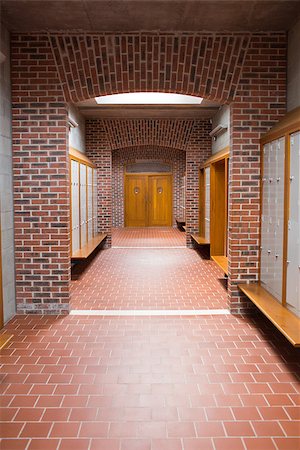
[2,0,300,32]
[77,99,221,120]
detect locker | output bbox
[87,166,93,241]
[261,143,270,289]
[272,138,285,299]
[80,163,87,248]
[286,131,300,316]
[260,139,285,301]
[71,160,80,253]
[205,167,210,241]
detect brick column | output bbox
[11,35,70,314]
[86,120,112,247]
[185,121,212,247]
[228,33,287,313]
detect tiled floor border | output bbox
[70,309,231,316]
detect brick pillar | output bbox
[228,33,287,314]
[11,35,70,314]
[185,121,212,247]
[86,120,112,247]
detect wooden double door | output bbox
[125,174,172,227]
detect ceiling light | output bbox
[95,92,203,105]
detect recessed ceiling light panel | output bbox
[95,92,203,105]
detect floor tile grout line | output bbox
[70,309,231,316]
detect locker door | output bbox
[87,166,93,241]
[273,137,285,299]
[80,164,87,247]
[286,131,300,316]
[71,160,80,254]
[205,167,210,241]
[261,143,270,289]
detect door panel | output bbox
[148,175,172,227]
[125,175,147,227]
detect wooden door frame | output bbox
[124,172,173,227]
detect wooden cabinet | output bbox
[198,147,229,273]
[70,147,99,258]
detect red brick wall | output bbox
[228,34,287,313]
[85,120,112,247]
[112,145,186,227]
[186,121,212,247]
[11,35,70,314]
[11,31,287,315]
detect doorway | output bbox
[124,174,172,227]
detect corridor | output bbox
[70,228,228,311]
[1,229,300,449]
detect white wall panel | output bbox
[205,167,210,241]
[286,131,300,316]
[80,163,87,247]
[71,160,80,253]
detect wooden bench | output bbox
[71,233,107,260]
[176,218,186,230]
[0,333,13,349]
[211,255,228,275]
[191,234,210,245]
[238,283,300,347]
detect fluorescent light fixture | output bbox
[95,92,203,105]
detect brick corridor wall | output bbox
[112,146,186,227]
[11,31,287,314]
[11,35,70,314]
[85,120,112,247]
[228,34,287,313]
[186,121,212,247]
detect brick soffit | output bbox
[48,32,252,104]
[100,119,197,151]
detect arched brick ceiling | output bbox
[100,119,197,151]
[49,32,251,103]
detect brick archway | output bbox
[49,33,251,104]
[12,31,286,315]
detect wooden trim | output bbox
[69,146,96,168]
[200,146,230,169]
[199,168,205,239]
[260,107,300,144]
[238,283,300,347]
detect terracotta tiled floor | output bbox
[1,314,300,449]
[71,247,227,310]
[112,227,186,248]
[71,227,227,311]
